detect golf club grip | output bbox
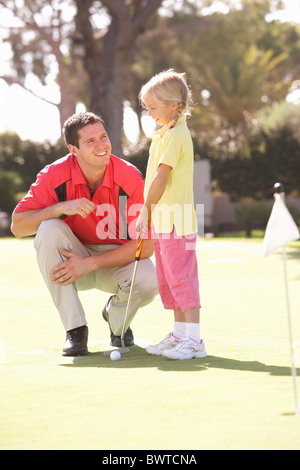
[135,238,143,261]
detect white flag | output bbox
[262,193,299,257]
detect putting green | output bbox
[0,237,299,450]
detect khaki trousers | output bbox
[34,219,158,334]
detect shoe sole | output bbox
[163,350,207,360]
[146,343,179,355]
[62,349,88,357]
[145,348,164,356]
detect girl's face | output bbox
[144,96,178,127]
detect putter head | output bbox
[103,347,129,356]
[103,332,129,356]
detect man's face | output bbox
[68,122,112,172]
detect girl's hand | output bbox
[136,205,149,238]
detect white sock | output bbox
[173,321,186,339]
[186,323,200,343]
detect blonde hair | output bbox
[139,69,193,126]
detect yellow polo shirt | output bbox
[144,116,197,236]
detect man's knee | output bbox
[135,260,158,299]
[34,219,67,249]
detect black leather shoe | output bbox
[62,325,88,356]
[102,299,134,347]
[110,327,134,348]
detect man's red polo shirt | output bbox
[15,153,145,245]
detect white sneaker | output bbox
[146,333,180,356]
[162,337,207,360]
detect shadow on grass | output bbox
[59,346,298,376]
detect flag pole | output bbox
[274,183,299,416]
[282,246,299,416]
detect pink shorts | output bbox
[153,229,201,311]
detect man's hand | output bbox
[61,198,98,219]
[50,249,92,286]
[11,198,99,238]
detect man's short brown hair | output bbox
[62,112,105,147]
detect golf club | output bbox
[103,237,144,356]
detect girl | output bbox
[137,69,207,360]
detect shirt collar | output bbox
[70,154,113,189]
[153,115,186,138]
[71,155,86,185]
[101,159,114,189]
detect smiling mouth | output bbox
[95,151,107,157]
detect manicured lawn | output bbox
[0,236,299,450]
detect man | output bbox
[10,112,157,356]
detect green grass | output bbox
[1,236,300,450]
[217,229,265,239]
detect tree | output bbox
[73,0,163,156]
[0,0,86,128]
[0,0,163,155]
[206,123,300,201]
[1,0,299,155]
[127,3,299,146]
[197,44,289,126]
[0,168,24,213]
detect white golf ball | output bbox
[110,350,121,361]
